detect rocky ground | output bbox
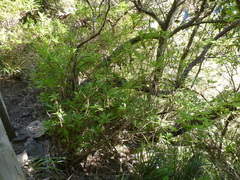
[0,78,50,179]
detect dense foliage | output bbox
[1,0,240,179]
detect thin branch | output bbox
[151,0,185,89]
[70,0,110,92]
[190,61,203,88]
[132,0,164,27]
[85,0,94,14]
[225,65,238,91]
[163,0,184,30]
[109,7,133,28]
[170,0,208,37]
[98,0,105,16]
[218,112,236,158]
[104,31,161,64]
[192,19,228,25]
[214,18,240,39]
[177,25,199,82]
[76,0,110,49]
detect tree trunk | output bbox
[0,117,25,180]
[0,91,15,140]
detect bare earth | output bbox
[0,78,44,153]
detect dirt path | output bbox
[0,78,45,154]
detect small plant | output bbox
[27,157,66,179]
[0,61,23,77]
[132,141,207,180]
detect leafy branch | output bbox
[177,17,240,87]
[71,0,111,91]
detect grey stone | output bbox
[25,138,46,159]
[26,120,46,139]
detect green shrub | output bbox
[31,18,159,158]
